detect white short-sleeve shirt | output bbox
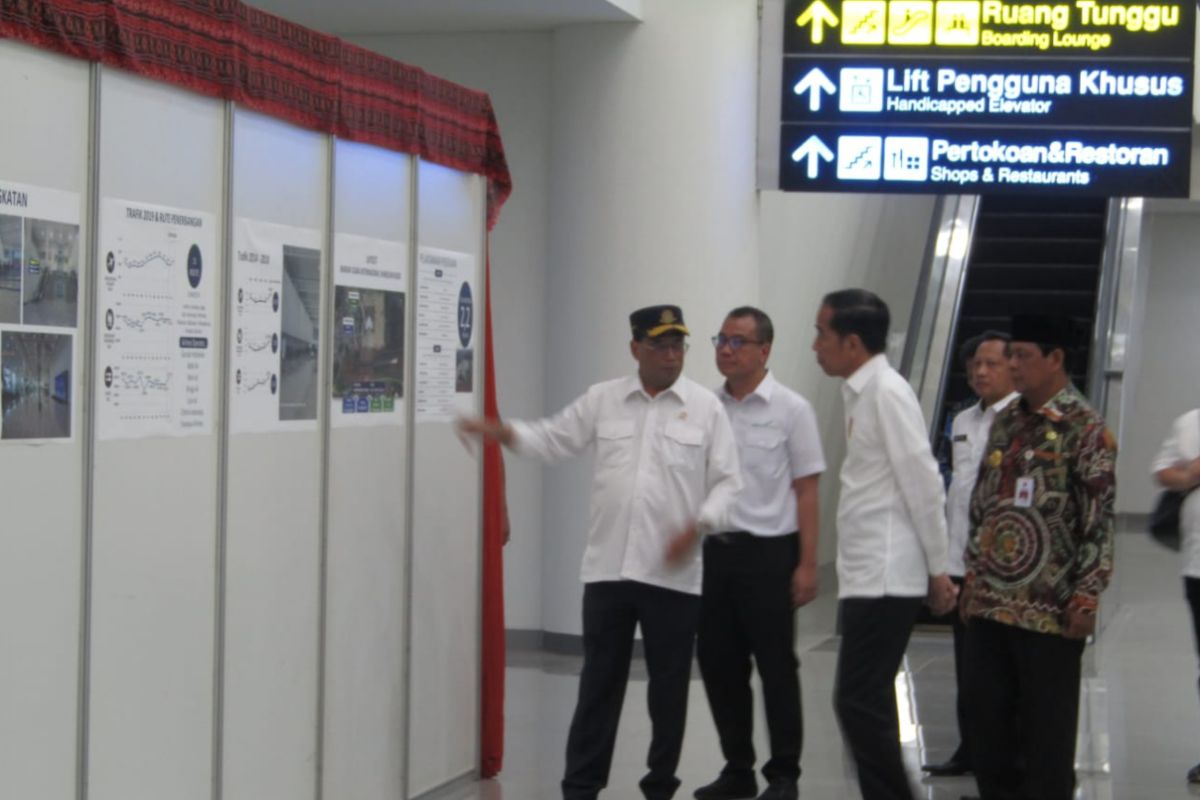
[1152,409,1200,578]
[717,371,826,536]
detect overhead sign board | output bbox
[778,0,1195,196]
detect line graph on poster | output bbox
[106,247,176,297]
[235,280,281,317]
[234,368,278,396]
[102,302,175,352]
[100,357,173,422]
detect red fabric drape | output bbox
[0,0,511,776]
[0,0,512,227]
[480,247,507,777]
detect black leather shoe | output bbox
[694,773,758,800]
[922,757,972,776]
[756,781,798,800]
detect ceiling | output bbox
[245,0,642,36]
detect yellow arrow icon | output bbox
[796,0,840,44]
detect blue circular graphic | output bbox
[458,282,473,347]
[187,244,203,289]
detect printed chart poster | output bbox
[230,218,322,433]
[414,246,476,423]
[0,180,81,443]
[96,198,217,440]
[332,233,407,428]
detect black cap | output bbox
[630,305,690,339]
[1010,314,1078,351]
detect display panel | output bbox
[778,0,1195,195]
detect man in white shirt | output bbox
[922,331,1016,778]
[1152,408,1200,785]
[693,307,825,800]
[457,304,742,800]
[811,288,957,800]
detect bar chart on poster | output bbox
[777,0,1195,195]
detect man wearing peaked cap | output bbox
[960,313,1116,800]
[630,304,691,339]
[458,303,742,800]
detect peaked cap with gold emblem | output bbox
[630,304,690,339]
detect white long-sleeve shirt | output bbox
[946,392,1018,576]
[836,354,949,598]
[510,374,742,595]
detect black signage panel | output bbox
[781,58,1193,127]
[779,124,1191,195]
[777,0,1195,196]
[783,0,1195,59]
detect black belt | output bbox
[708,531,796,545]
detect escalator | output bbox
[903,193,1145,630]
[932,195,1109,446]
[903,193,1142,445]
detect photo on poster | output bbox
[1,331,72,440]
[280,244,320,421]
[0,215,21,324]
[456,347,473,393]
[22,218,79,327]
[333,286,405,413]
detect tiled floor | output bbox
[429,533,1200,799]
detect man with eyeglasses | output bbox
[692,307,825,800]
[457,304,742,800]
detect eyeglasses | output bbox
[642,338,689,354]
[711,334,762,351]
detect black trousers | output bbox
[948,575,971,764]
[834,595,924,800]
[697,533,802,784]
[562,580,701,800]
[963,617,1085,800]
[1185,578,1200,698]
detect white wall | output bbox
[1117,206,1200,514]
[759,192,935,564]
[352,31,551,632]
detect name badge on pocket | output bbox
[1015,477,1035,509]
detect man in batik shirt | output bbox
[960,314,1116,800]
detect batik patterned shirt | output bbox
[963,385,1116,636]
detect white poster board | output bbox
[95,198,217,439]
[229,217,322,433]
[0,179,80,443]
[332,233,406,427]
[414,246,477,423]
